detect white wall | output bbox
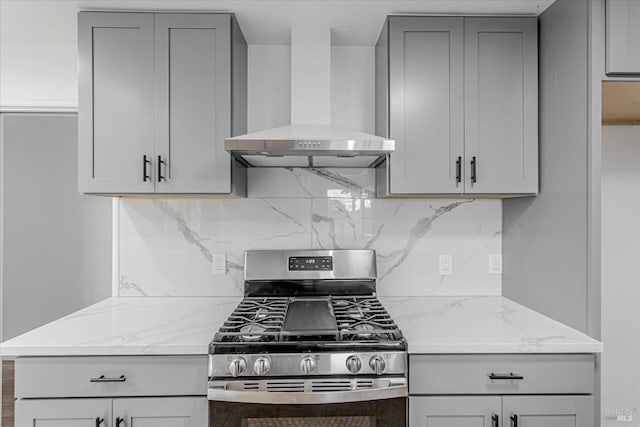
[0,42,78,110]
[601,125,640,423]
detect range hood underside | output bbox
[225,126,395,168]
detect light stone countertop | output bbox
[0,296,601,357]
[0,297,241,357]
[380,296,602,354]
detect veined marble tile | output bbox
[311,198,502,296]
[119,196,501,297]
[247,168,375,198]
[119,198,312,297]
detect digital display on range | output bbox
[288,256,333,271]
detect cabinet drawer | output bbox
[409,354,594,395]
[15,356,207,398]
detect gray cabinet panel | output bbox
[606,0,640,75]
[464,18,538,194]
[388,17,464,194]
[410,396,501,427]
[502,396,594,427]
[114,397,207,427]
[409,354,595,395]
[15,399,111,427]
[78,12,155,193]
[155,14,232,193]
[15,356,207,399]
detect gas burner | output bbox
[239,324,267,341]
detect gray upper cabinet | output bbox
[464,18,538,195]
[78,12,247,195]
[606,0,640,75]
[387,17,464,194]
[78,13,155,194]
[376,16,538,197]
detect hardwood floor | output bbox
[2,361,14,427]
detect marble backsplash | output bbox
[119,168,502,297]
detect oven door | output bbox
[208,378,407,426]
[209,398,406,426]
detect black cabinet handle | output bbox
[157,155,166,182]
[90,375,126,383]
[116,417,125,427]
[455,156,462,184]
[470,156,477,184]
[95,418,104,427]
[511,414,518,427]
[143,155,152,182]
[492,414,499,427]
[489,372,524,380]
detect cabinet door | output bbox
[113,397,207,427]
[388,17,464,194]
[502,396,594,427]
[15,398,111,427]
[154,14,232,194]
[78,12,155,194]
[606,0,640,75]
[410,396,501,427]
[464,18,538,195]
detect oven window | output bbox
[245,416,375,427]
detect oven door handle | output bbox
[207,384,408,405]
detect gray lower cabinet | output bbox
[410,395,594,427]
[15,399,111,427]
[78,12,247,195]
[16,397,206,427]
[14,356,208,427]
[606,0,640,75]
[408,355,596,427]
[376,16,538,197]
[502,396,594,427]
[410,396,501,427]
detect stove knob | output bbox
[253,356,271,376]
[346,355,362,374]
[300,356,317,375]
[369,355,385,375]
[229,358,247,377]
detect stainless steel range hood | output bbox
[225,125,394,168]
[225,26,394,168]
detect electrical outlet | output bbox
[212,253,226,275]
[439,254,453,276]
[489,254,502,275]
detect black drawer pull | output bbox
[95,418,104,427]
[511,414,518,427]
[492,414,499,427]
[489,372,524,380]
[116,417,125,427]
[90,375,126,383]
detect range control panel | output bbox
[288,256,333,271]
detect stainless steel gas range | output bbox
[208,249,407,427]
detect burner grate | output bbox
[212,295,403,345]
[332,296,403,341]
[215,297,288,343]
